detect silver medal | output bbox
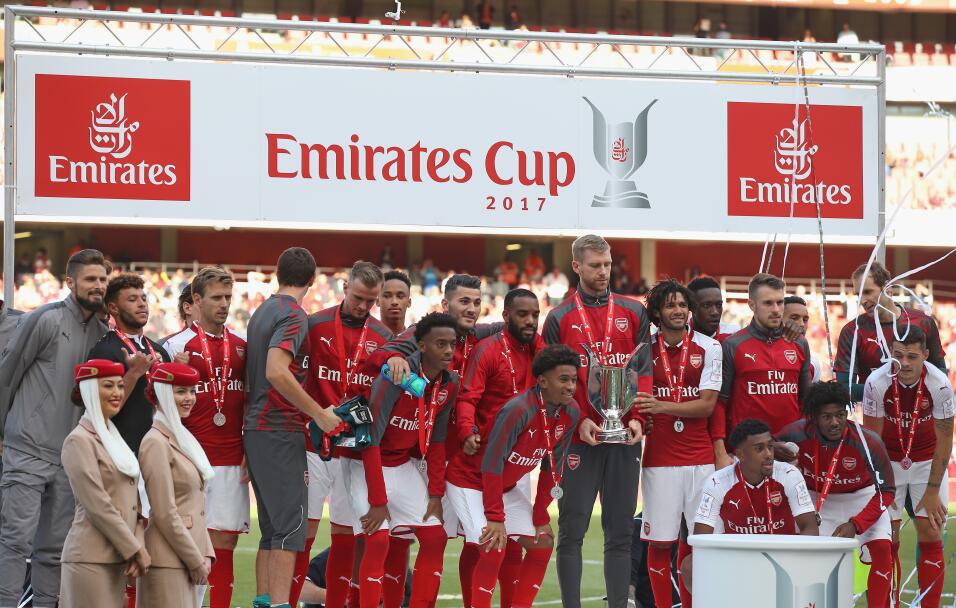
[900,457,912,471]
[673,419,684,433]
[550,485,564,500]
[213,411,227,427]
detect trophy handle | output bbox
[581,344,606,417]
[620,342,647,417]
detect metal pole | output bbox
[4,6,15,306]
[876,46,887,265]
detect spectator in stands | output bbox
[714,21,731,40]
[523,248,545,282]
[458,12,474,28]
[495,254,520,289]
[544,267,569,306]
[476,0,494,29]
[438,10,452,28]
[505,5,521,30]
[837,23,859,61]
[803,28,816,43]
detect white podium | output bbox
[688,535,858,608]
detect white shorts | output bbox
[205,465,251,533]
[446,481,534,544]
[343,458,443,535]
[889,459,950,520]
[641,464,715,543]
[306,453,354,526]
[813,486,891,563]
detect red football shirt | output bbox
[164,326,246,466]
[643,330,723,468]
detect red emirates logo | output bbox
[727,102,862,219]
[35,74,190,201]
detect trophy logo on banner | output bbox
[582,343,645,443]
[582,97,657,209]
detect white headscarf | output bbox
[153,382,215,482]
[80,378,140,479]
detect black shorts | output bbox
[244,430,308,552]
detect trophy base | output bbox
[597,429,630,444]
[591,181,651,209]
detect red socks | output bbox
[470,545,507,608]
[498,540,522,607]
[647,543,674,608]
[409,526,447,608]
[917,541,945,608]
[865,540,893,608]
[359,530,390,608]
[510,547,552,608]
[677,539,693,608]
[459,541,481,608]
[327,533,358,608]
[125,583,136,608]
[288,536,314,607]
[383,535,413,608]
[208,546,235,608]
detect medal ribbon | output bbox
[114,329,158,362]
[573,292,615,365]
[334,308,370,400]
[891,371,925,465]
[417,378,442,456]
[735,463,775,535]
[455,336,474,376]
[813,425,848,514]
[657,331,691,404]
[499,333,533,396]
[192,322,231,418]
[536,389,565,494]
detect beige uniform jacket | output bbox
[61,419,144,564]
[139,422,214,570]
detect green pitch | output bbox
[230,508,956,607]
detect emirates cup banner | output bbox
[16,54,880,236]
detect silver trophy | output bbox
[582,344,645,444]
[582,97,657,209]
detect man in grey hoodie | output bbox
[0,249,110,608]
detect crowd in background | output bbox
[6,255,956,386]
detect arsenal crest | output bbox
[554,425,565,440]
[920,398,930,410]
[784,350,798,365]
[842,457,857,471]
[567,453,580,470]
[769,490,783,506]
[437,390,449,405]
[643,521,651,535]
[615,317,629,333]
[689,354,703,369]
[236,346,245,359]
[365,341,378,355]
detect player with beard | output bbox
[862,327,953,608]
[378,271,412,336]
[163,267,248,608]
[634,279,721,608]
[302,261,391,608]
[344,313,460,608]
[542,234,650,608]
[721,273,811,436]
[783,296,822,381]
[470,345,581,608]
[0,249,111,608]
[89,273,172,454]
[447,288,544,607]
[777,381,895,608]
[683,419,818,590]
[835,262,946,402]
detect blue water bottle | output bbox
[382,364,427,397]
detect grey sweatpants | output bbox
[0,447,75,607]
[556,441,642,608]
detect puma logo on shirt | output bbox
[743,353,757,363]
